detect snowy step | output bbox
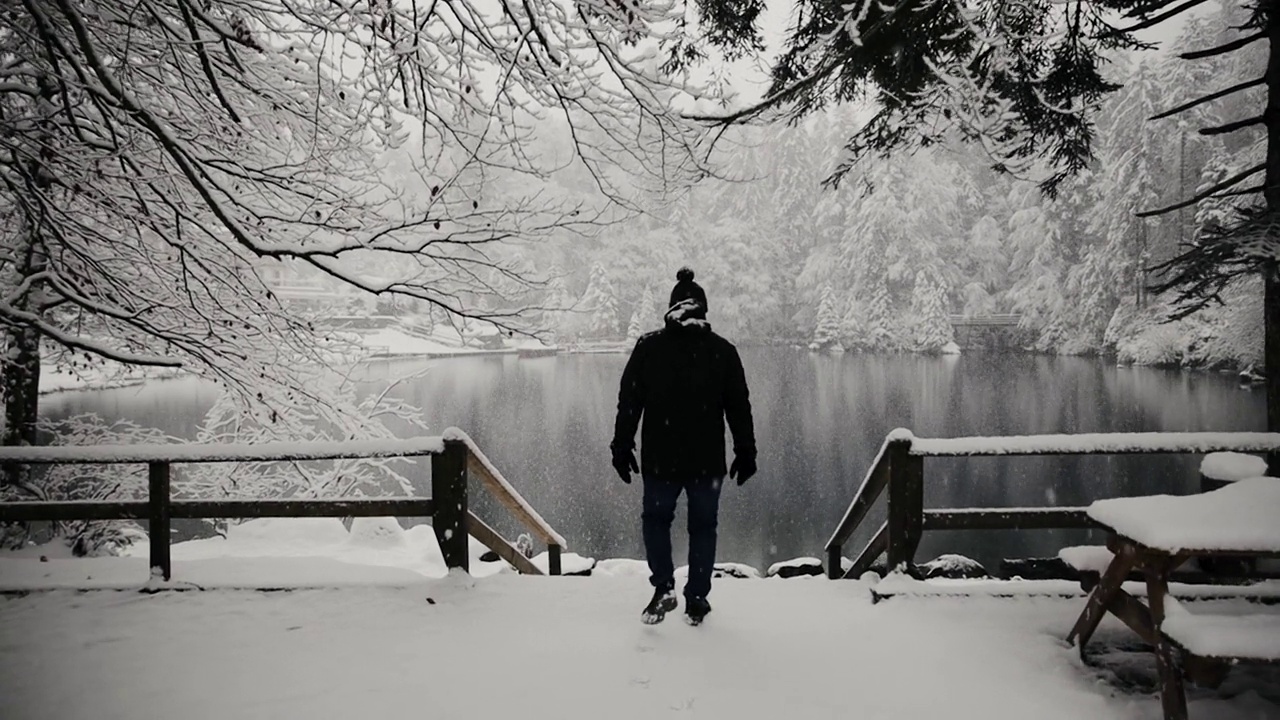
[870,575,1280,604]
[1058,545,1280,583]
[1162,598,1280,663]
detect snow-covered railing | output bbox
[0,429,567,582]
[825,429,1280,580]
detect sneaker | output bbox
[641,587,678,625]
[684,596,711,626]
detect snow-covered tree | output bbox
[811,285,842,351]
[626,312,643,342]
[910,271,954,353]
[0,0,728,486]
[638,285,659,332]
[576,264,620,338]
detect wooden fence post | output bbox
[432,440,469,573]
[548,544,562,576]
[885,439,923,574]
[148,462,171,581]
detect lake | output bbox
[41,349,1265,574]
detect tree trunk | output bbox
[0,220,45,489]
[1266,0,1280,473]
[1,326,41,487]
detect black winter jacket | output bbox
[610,320,756,482]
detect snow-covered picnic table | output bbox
[1065,476,1280,720]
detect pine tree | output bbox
[577,264,620,338]
[626,309,643,341]
[910,270,955,353]
[540,271,575,342]
[811,285,843,351]
[638,285,658,332]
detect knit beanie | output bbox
[668,267,708,312]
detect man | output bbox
[610,268,756,626]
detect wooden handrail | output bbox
[825,430,1280,581]
[448,428,567,549]
[0,436,448,464]
[0,429,566,583]
[466,511,542,576]
[909,432,1280,457]
[824,437,892,552]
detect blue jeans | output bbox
[642,476,723,599]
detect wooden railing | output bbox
[825,430,1280,580]
[0,427,567,581]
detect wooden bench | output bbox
[1058,545,1280,600]
[1064,477,1280,720]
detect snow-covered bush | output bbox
[0,415,171,554]
[1105,300,1198,367]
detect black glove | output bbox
[611,447,638,484]
[729,456,757,486]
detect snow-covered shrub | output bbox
[1104,282,1261,370]
[0,414,172,554]
[1105,300,1198,367]
[1187,277,1263,370]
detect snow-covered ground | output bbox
[3,577,1277,720]
[1,519,1277,719]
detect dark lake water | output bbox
[41,349,1265,574]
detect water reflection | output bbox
[40,351,1264,573]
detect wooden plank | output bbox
[465,511,541,575]
[843,521,888,579]
[465,452,561,547]
[923,507,1098,531]
[149,462,171,582]
[169,498,435,518]
[0,501,149,521]
[1146,557,1189,720]
[1067,539,1139,650]
[0,437,445,465]
[548,544,562,576]
[826,543,843,580]
[432,439,469,573]
[3,498,437,521]
[825,438,892,550]
[1104,589,1157,645]
[886,441,923,571]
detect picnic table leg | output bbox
[1145,558,1188,720]
[1067,540,1138,653]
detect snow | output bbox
[360,327,480,357]
[0,436,445,464]
[0,516,521,590]
[1162,599,1280,661]
[941,340,963,355]
[593,558,651,577]
[911,432,1280,457]
[873,574,1280,602]
[1059,545,1115,574]
[886,427,915,442]
[347,516,408,548]
[3,577,1275,720]
[357,325,550,359]
[712,562,763,579]
[531,551,596,575]
[766,557,824,577]
[1087,477,1280,553]
[1201,452,1269,483]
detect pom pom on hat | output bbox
[669,267,707,311]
